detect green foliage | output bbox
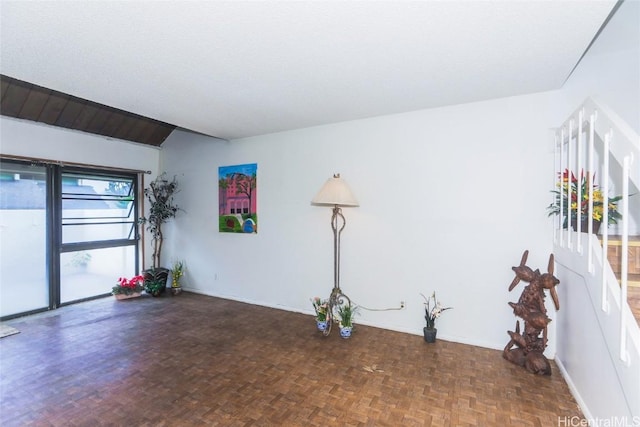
[311,297,328,322]
[337,303,358,328]
[219,215,241,232]
[112,275,145,295]
[171,260,184,287]
[70,251,91,268]
[218,214,258,233]
[546,169,625,225]
[139,173,180,269]
[421,292,452,329]
[144,278,166,296]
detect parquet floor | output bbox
[0,293,583,426]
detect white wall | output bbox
[160,90,561,353]
[0,115,162,275]
[0,116,160,173]
[560,0,640,238]
[555,0,640,420]
[560,0,640,135]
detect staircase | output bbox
[552,97,639,420]
[607,236,640,326]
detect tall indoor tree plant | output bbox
[139,173,180,294]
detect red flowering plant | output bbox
[546,169,623,228]
[112,275,145,296]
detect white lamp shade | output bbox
[311,174,359,207]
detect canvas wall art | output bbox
[218,163,258,233]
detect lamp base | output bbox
[322,287,351,337]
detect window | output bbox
[0,159,141,319]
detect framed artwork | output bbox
[218,163,257,233]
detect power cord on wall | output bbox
[351,300,405,311]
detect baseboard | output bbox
[183,287,510,352]
[555,357,593,421]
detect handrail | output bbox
[553,97,639,361]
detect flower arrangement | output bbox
[311,297,328,322]
[546,169,622,226]
[337,303,358,328]
[421,292,452,330]
[112,275,145,296]
[171,260,185,288]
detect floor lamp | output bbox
[311,173,359,336]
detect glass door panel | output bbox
[61,173,136,244]
[0,161,49,317]
[59,170,138,303]
[60,246,136,303]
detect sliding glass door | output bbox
[0,159,140,318]
[0,161,49,317]
[60,170,139,303]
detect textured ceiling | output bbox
[0,1,617,142]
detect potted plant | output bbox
[144,278,166,297]
[421,292,452,343]
[139,173,180,294]
[112,275,145,300]
[70,251,92,272]
[337,303,358,339]
[170,260,185,295]
[546,168,623,234]
[311,297,329,331]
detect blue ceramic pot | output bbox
[339,326,352,339]
[316,320,328,331]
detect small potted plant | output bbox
[144,278,166,297]
[170,260,185,295]
[139,173,180,294]
[311,297,329,331]
[421,292,452,343]
[337,303,358,339]
[112,275,145,300]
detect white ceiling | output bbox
[0,1,617,141]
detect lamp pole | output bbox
[311,174,358,337]
[331,205,345,294]
[324,205,352,336]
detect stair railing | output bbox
[553,97,639,364]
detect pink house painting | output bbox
[218,163,258,233]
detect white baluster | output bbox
[620,155,630,365]
[602,129,611,314]
[588,112,595,274]
[577,112,583,252]
[567,124,573,250]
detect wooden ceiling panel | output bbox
[70,102,100,130]
[85,107,113,135]
[144,123,175,146]
[124,117,152,143]
[18,88,51,121]
[39,92,69,125]
[0,79,10,103]
[1,80,30,117]
[0,75,176,146]
[55,98,85,128]
[99,109,127,137]
[111,115,138,142]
